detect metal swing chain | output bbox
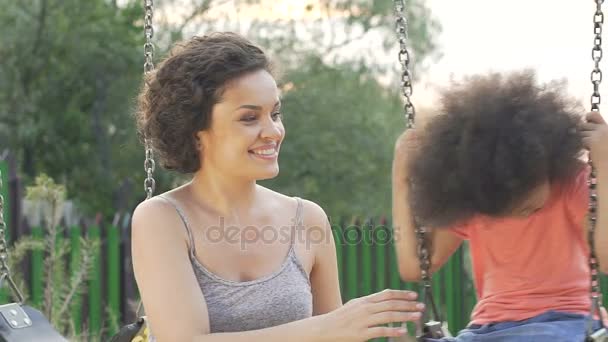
[0,171,25,303]
[394,0,416,129]
[133,0,158,319]
[393,0,605,339]
[143,0,156,200]
[394,0,444,337]
[588,0,607,338]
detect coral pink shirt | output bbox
[450,167,591,324]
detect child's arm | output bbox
[392,130,464,281]
[597,158,608,274]
[582,112,608,274]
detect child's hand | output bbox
[581,112,608,166]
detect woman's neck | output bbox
[188,168,258,220]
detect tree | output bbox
[262,57,405,217]
[0,0,440,217]
[154,0,442,217]
[156,0,441,74]
[0,0,159,214]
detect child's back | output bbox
[452,166,590,324]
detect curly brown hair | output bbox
[407,70,585,228]
[136,32,272,173]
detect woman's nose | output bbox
[260,118,283,140]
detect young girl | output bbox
[392,71,608,341]
[132,32,424,342]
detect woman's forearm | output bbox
[191,315,325,342]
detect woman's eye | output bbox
[241,115,257,122]
[272,111,282,120]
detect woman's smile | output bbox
[248,144,279,161]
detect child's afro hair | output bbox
[407,70,585,228]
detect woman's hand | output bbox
[314,289,424,342]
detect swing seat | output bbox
[587,327,608,342]
[0,303,67,342]
[420,320,451,338]
[110,316,149,342]
[389,321,452,342]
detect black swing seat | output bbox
[0,303,67,342]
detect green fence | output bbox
[1,154,607,340]
[28,224,123,338]
[21,221,475,339]
[8,221,608,339]
[332,218,608,339]
[333,219,477,338]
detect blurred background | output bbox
[0,0,606,340]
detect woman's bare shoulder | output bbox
[131,195,189,247]
[257,186,329,228]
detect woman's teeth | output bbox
[252,149,275,155]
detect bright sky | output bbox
[417,0,605,111]
[164,0,607,115]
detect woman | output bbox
[132,32,424,342]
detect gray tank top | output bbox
[158,195,313,334]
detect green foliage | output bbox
[15,174,101,340]
[25,174,66,226]
[0,0,148,215]
[262,58,404,217]
[0,0,440,218]
[165,0,441,75]
[0,2,442,338]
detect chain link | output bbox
[395,0,604,337]
[143,0,156,200]
[394,0,443,336]
[394,0,429,293]
[144,0,155,74]
[588,168,604,333]
[394,0,416,129]
[0,174,8,277]
[0,170,25,303]
[589,2,606,336]
[415,224,442,324]
[591,0,605,111]
[144,139,156,200]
